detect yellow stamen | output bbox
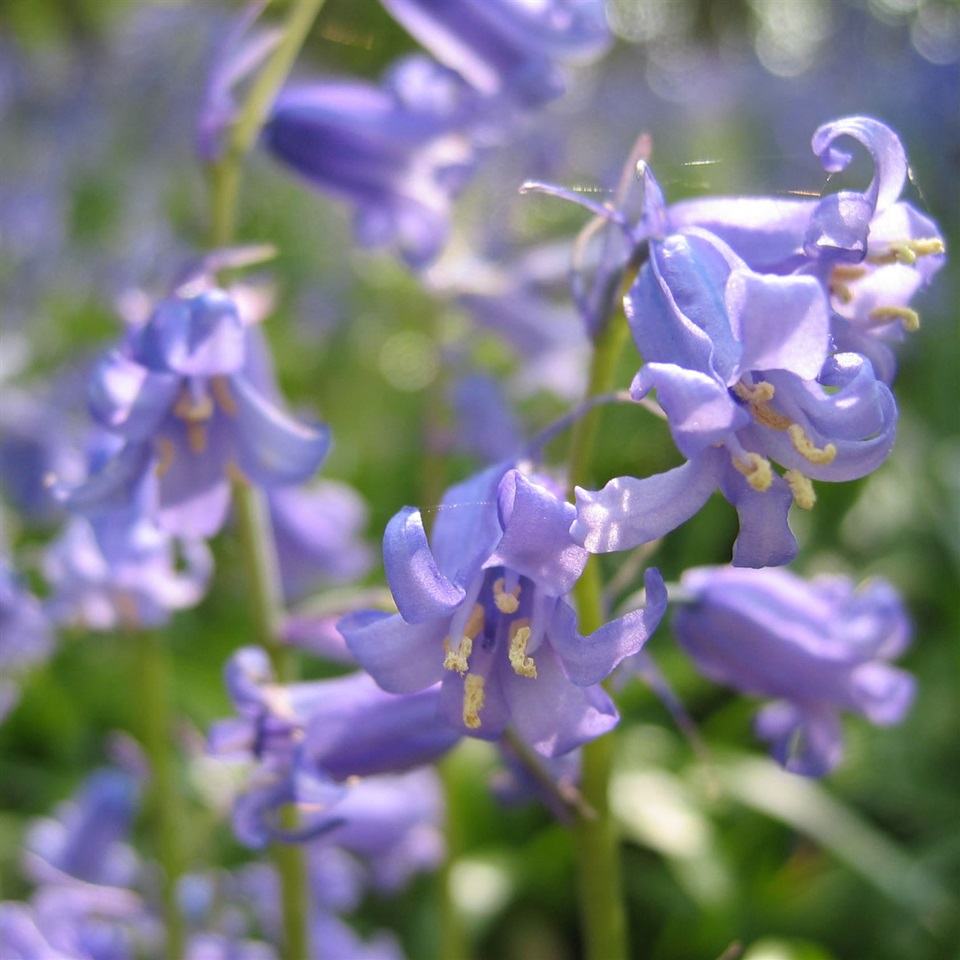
[443,603,484,674]
[732,452,773,492]
[831,264,869,282]
[868,305,920,332]
[187,421,207,455]
[732,381,775,404]
[787,424,836,465]
[784,469,816,509]
[508,621,537,679]
[173,389,213,422]
[732,381,792,431]
[867,237,945,266]
[463,674,485,729]
[211,375,238,416]
[493,577,520,614]
[155,437,175,477]
[828,265,868,304]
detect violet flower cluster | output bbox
[1,5,949,960]
[201,0,611,267]
[0,757,433,959]
[544,117,946,567]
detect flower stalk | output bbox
[568,308,632,960]
[205,2,326,956]
[135,629,185,960]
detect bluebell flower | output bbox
[0,558,55,721]
[672,566,915,776]
[668,117,946,381]
[339,465,667,753]
[43,512,212,632]
[263,56,476,268]
[524,127,907,566]
[268,479,373,603]
[573,221,898,567]
[379,0,611,108]
[208,647,459,848]
[1,767,151,960]
[67,267,329,538]
[23,768,141,889]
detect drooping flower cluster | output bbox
[204,0,611,266]
[546,117,945,567]
[65,259,329,540]
[672,566,915,776]
[208,646,459,847]
[340,464,667,754]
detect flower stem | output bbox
[568,310,631,960]
[135,629,185,960]
[233,481,310,960]
[209,0,327,249]
[204,3,325,955]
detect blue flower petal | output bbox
[486,470,587,596]
[231,373,330,486]
[572,449,723,553]
[383,507,465,623]
[339,609,447,694]
[550,569,668,686]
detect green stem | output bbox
[204,3,326,955]
[209,0,327,249]
[135,630,185,960]
[233,481,309,960]
[437,753,469,960]
[567,312,630,494]
[568,311,631,960]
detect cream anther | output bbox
[211,375,238,416]
[787,424,837,465]
[173,389,214,423]
[868,237,945,266]
[733,380,775,404]
[187,421,208,455]
[462,674,485,729]
[732,381,791,431]
[155,437,175,477]
[443,603,484,674]
[828,264,868,304]
[732,452,773,492]
[493,577,521,614]
[784,469,816,509]
[868,305,920,332]
[508,622,537,679]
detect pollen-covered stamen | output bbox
[186,422,207,455]
[211,375,238,416]
[155,437,175,477]
[508,620,537,678]
[493,577,521,614]
[787,424,837,465]
[462,673,485,729]
[867,237,945,266]
[173,386,214,422]
[732,381,791,431]
[443,603,484,674]
[868,305,920,332]
[784,469,816,509]
[828,264,868,304]
[732,452,773,492]
[174,384,214,455]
